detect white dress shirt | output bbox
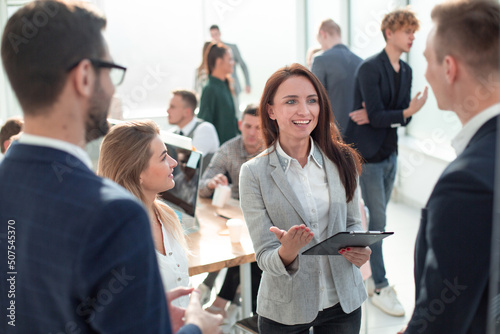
[451,103,500,155]
[177,117,219,155]
[276,138,340,310]
[17,133,92,168]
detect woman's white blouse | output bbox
[156,220,190,308]
[276,139,340,310]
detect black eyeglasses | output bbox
[67,59,127,86]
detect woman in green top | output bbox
[198,43,239,145]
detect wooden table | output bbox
[187,197,255,317]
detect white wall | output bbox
[395,136,455,207]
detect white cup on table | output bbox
[212,185,231,208]
[226,218,244,243]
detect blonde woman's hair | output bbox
[98,120,187,250]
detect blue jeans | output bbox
[258,304,361,334]
[359,152,397,289]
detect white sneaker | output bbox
[220,303,241,333]
[371,286,405,317]
[365,276,375,297]
[197,283,211,306]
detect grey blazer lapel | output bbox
[268,151,310,226]
[324,157,343,236]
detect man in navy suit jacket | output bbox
[404,1,500,332]
[0,1,222,333]
[344,8,428,317]
[312,18,362,134]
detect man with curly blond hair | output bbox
[344,7,428,317]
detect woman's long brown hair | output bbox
[259,63,362,202]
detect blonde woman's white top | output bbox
[156,219,190,308]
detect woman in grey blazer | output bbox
[239,64,370,333]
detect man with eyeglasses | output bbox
[0,1,222,333]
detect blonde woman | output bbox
[98,120,190,308]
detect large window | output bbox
[101,0,304,121]
[350,0,405,59]
[0,1,25,122]
[407,0,461,144]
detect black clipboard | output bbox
[302,231,394,255]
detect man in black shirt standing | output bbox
[344,8,427,317]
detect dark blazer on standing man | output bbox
[344,49,412,160]
[0,143,200,334]
[311,44,362,134]
[406,115,498,334]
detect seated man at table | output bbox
[198,104,263,199]
[197,104,264,325]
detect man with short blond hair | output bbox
[404,1,499,332]
[312,19,362,133]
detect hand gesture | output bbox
[338,246,371,267]
[349,102,370,125]
[208,173,229,190]
[404,86,428,118]
[184,290,224,333]
[166,287,193,333]
[270,224,314,266]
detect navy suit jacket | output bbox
[344,49,412,160]
[0,143,200,334]
[406,116,498,333]
[312,44,362,134]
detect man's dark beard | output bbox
[85,79,111,143]
[85,110,109,143]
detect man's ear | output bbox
[443,55,457,84]
[72,59,95,98]
[385,28,393,41]
[3,140,10,152]
[267,104,275,120]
